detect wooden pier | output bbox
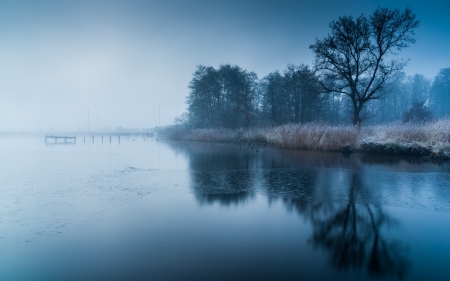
[45,135,76,144]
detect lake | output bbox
[1,135,450,281]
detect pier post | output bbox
[44,135,76,144]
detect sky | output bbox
[0,0,449,132]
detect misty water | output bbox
[1,135,450,281]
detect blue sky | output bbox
[0,0,449,131]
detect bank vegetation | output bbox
[160,120,450,159]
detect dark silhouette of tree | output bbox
[261,64,323,125]
[261,71,290,125]
[186,64,259,129]
[186,65,221,128]
[285,64,324,124]
[310,7,419,125]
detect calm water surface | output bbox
[1,135,450,281]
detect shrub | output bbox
[402,100,434,124]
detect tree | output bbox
[370,71,406,123]
[430,68,450,118]
[261,65,324,125]
[261,71,290,125]
[186,65,221,128]
[186,64,259,129]
[402,100,433,124]
[310,7,419,125]
[284,64,323,124]
[262,69,287,125]
[407,74,431,103]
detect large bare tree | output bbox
[310,7,419,125]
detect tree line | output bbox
[179,7,450,129]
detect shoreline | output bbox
[159,121,450,160]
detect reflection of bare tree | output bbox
[305,173,409,279]
[264,166,408,278]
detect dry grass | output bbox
[265,123,359,151]
[161,119,450,156]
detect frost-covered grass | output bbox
[265,123,359,151]
[161,119,450,157]
[361,119,450,147]
[360,119,450,157]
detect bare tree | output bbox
[310,7,419,125]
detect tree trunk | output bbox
[352,103,361,126]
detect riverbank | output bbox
[159,120,450,159]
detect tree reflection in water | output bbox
[164,141,259,206]
[286,172,409,279]
[195,192,253,206]
[164,141,411,278]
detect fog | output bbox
[0,0,449,132]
